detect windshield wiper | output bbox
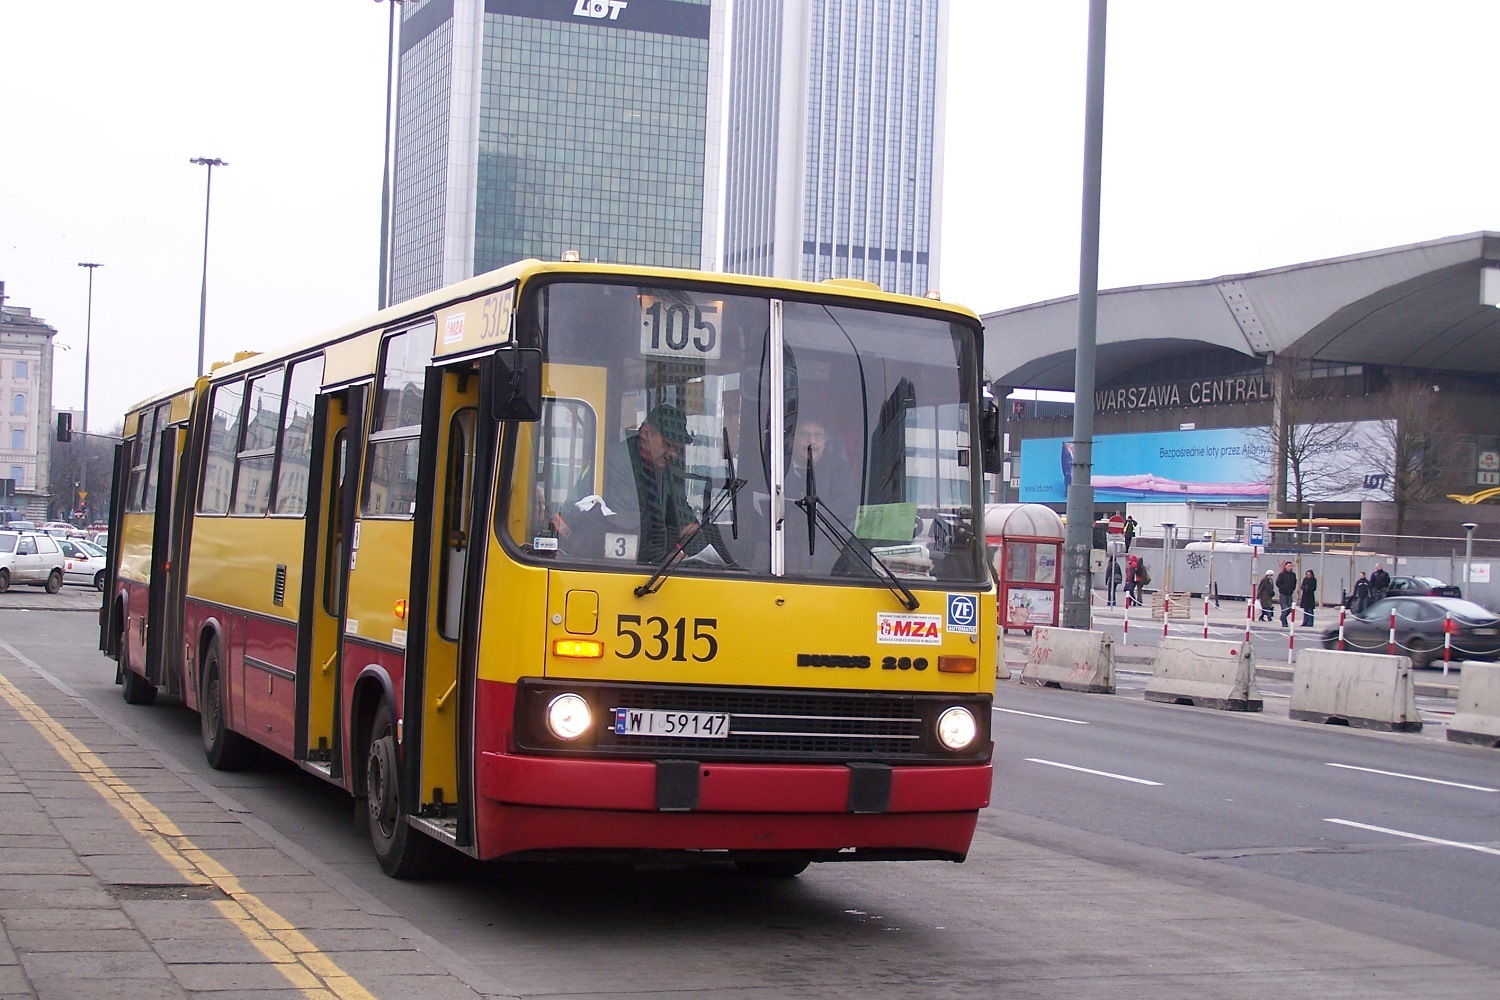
[633,464,747,598]
[794,454,919,612]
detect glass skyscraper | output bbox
[390,0,726,304]
[722,0,947,297]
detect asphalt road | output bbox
[3,590,1498,998]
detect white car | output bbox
[57,537,107,591]
[0,531,66,593]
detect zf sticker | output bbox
[946,594,978,635]
[876,612,942,645]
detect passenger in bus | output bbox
[785,416,858,524]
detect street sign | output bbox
[1247,520,1266,547]
[1107,514,1124,535]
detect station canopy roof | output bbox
[983,231,1500,391]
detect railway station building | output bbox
[982,232,1500,550]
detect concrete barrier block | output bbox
[1290,649,1421,733]
[1447,662,1500,748]
[1019,626,1115,694]
[1145,637,1262,712]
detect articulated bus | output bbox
[103,260,1000,878]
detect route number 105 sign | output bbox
[639,294,722,361]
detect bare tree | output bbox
[1370,377,1461,537]
[1247,353,1359,531]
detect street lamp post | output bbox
[1161,522,1176,596]
[77,262,102,521]
[1463,522,1478,590]
[190,157,228,378]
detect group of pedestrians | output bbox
[1253,561,1393,625]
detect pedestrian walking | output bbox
[1299,570,1318,627]
[1276,561,1298,627]
[1351,571,1372,614]
[1256,570,1276,621]
[1123,554,1138,605]
[1105,557,1121,606]
[1123,515,1137,551]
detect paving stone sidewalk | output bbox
[0,650,493,1000]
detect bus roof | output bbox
[126,260,982,414]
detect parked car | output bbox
[1322,595,1500,667]
[1385,575,1462,598]
[0,530,65,593]
[56,537,106,591]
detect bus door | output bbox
[402,360,483,847]
[297,384,365,780]
[143,423,180,693]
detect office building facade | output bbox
[0,288,57,517]
[722,0,948,297]
[390,0,727,304]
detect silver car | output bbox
[0,530,66,593]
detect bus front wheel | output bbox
[364,701,438,879]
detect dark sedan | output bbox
[1385,575,1462,598]
[1322,596,1500,667]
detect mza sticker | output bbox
[876,612,942,645]
[946,594,978,635]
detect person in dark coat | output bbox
[1105,557,1121,606]
[1123,515,1137,551]
[1351,571,1372,614]
[1256,570,1276,621]
[1299,570,1318,627]
[1276,561,1298,626]
[1369,564,1390,602]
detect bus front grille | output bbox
[513,679,990,764]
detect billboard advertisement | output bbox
[1019,427,1268,504]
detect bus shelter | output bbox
[984,503,1065,634]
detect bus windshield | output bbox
[511,279,984,585]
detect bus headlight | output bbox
[935,706,978,752]
[545,693,592,741]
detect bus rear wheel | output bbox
[365,701,438,879]
[120,636,157,706]
[201,642,253,770]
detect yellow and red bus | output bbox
[103,259,999,877]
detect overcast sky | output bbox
[3,1,1497,429]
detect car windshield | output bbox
[76,540,104,558]
[507,278,986,586]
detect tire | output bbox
[200,641,253,770]
[93,571,105,592]
[44,569,62,594]
[1407,639,1434,669]
[364,700,439,879]
[734,855,813,878]
[120,636,157,706]
[0,569,9,594]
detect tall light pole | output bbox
[190,157,228,378]
[77,262,102,520]
[1463,522,1478,591]
[375,0,405,310]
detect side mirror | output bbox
[980,398,1001,473]
[489,345,543,422]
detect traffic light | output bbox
[0,478,13,502]
[56,412,72,442]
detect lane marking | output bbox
[1324,818,1500,857]
[994,707,1089,725]
[1023,757,1162,786]
[0,654,377,1000]
[1325,762,1498,794]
